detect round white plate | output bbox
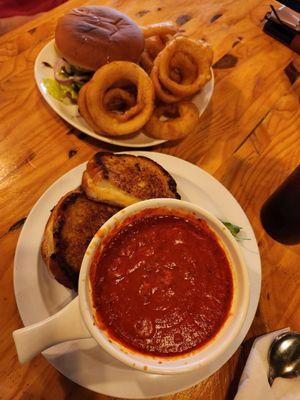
[14,152,261,398]
[34,40,214,148]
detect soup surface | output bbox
[90,208,233,356]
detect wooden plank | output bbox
[0,0,299,399]
[214,79,300,340]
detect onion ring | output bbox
[78,84,101,132]
[103,87,141,122]
[170,52,198,84]
[144,101,199,140]
[150,55,182,103]
[145,35,165,58]
[140,36,166,74]
[141,22,177,38]
[161,33,173,45]
[169,68,181,83]
[85,61,154,136]
[158,37,213,97]
[140,50,154,74]
[103,88,136,111]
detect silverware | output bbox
[268,331,300,386]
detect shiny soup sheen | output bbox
[90,208,233,356]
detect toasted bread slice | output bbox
[41,188,120,290]
[82,152,181,207]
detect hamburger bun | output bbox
[55,6,145,71]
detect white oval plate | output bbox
[14,152,261,398]
[34,40,214,148]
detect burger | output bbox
[50,6,145,101]
[55,6,144,71]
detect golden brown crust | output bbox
[41,188,120,290]
[82,152,181,207]
[78,84,101,132]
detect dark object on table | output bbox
[260,165,300,245]
[0,0,67,17]
[280,0,300,12]
[263,2,300,54]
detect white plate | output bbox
[34,40,214,148]
[14,152,261,398]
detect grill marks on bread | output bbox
[41,189,120,290]
[41,152,181,290]
[82,152,180,207]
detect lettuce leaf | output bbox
[222,221,250,241]
[42,78,79,103]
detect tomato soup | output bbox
[90,208,233,356]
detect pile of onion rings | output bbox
[151,36,213,103]
[78,61,154,136]
[78,21,213,140]
[141,36,213,140]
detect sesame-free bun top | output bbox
[55,6,145,71]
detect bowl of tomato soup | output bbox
[79,198,249,374]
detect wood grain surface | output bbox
[0,0,299,399]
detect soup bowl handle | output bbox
[12,296,91,364]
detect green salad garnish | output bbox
[222,222,250,241]
[42,78,82,103]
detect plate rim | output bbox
[34,39,215,149]
[13,151,261,398]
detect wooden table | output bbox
[0,0,299,399]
